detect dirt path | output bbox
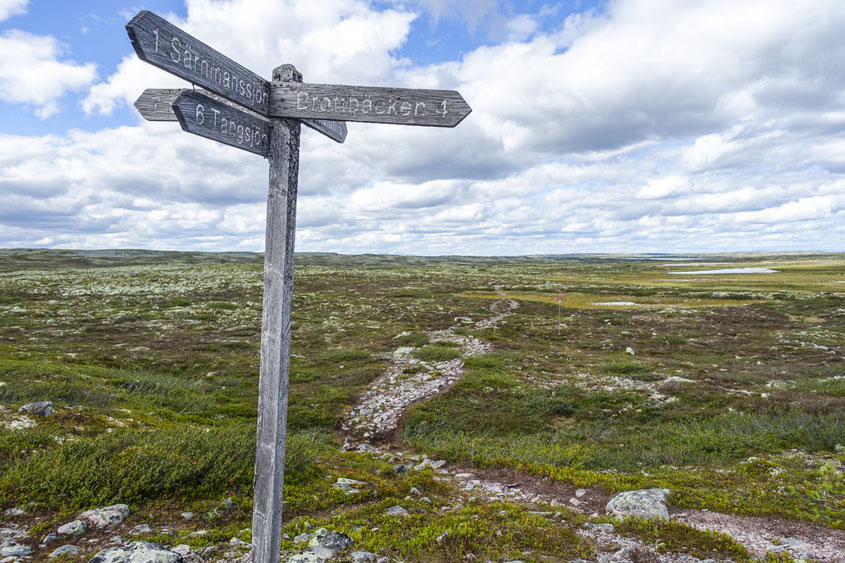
[340,295,845,563]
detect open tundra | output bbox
[0,249,842,562]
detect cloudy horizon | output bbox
[1,0,843,256]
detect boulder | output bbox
[18,401,54,416]
[89,541,182,563]
[351,552,378,562]
[80,504,131,528]
[606,488,670,520]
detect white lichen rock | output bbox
[606,488,670,520]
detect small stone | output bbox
[57,519,88,537]
[436,531,449,543]
[834,443,843,453]
[181,512,194,520]
[49,545,81,558]
[308,528,353,558]
[569,498,581,507]
[393,464,407,474]
[409,487,422,495]
[333,478,368,494]
[3,508,25,518]
[351,551,378,563]
[130,524,153,535]
[18,401,54,416]
[79,504,131,528]
[625,347,635,355]
[575,489,587,498]
[42,532,58,545]
[420,497,432,504]
[582,522,615,533]
[385,505,410,518]
[286,554,323,563]
[293,532,314,546]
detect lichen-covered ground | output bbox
[0,249,842,562]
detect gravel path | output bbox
[340,294,845,563]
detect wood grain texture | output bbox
[269,82,471,127]
[133,88,183,121]
[172,90,270,157]
[135,87,346,143]
[252,64,302,563]
[126,10,269,115]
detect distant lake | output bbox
[668,268,778,275]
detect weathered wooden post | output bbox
[126,11,470,562]
[252,63,302,563]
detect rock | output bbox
[172,545,191,556]
[606,488,670,520]
[394,347,414,356]
[80,504,131,528]
[409,487,422,496]
[293,532,314,545]
[384,505,410,518]
[57,519,88,537]
[18,401,54,416]
[625,347,635,355]
[393,464,407,474]
[50,545,82,558]
[413,458,446,471]
[436,531,449,543]
[89,541,182,563]
[582,522,615,533]
[0,541,31,557]
[42,532,58,545]
[575,489,587,498]
[664,376,694,384]
[2,508,24,518]
[130,524,152,535]
[351,551,378,562]
[835,443,843,453]
[287,554,323,563]
[180,512,193,520]
[308,528,353,559]
[333,478,368,494]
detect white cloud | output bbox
[0,0,26,22]
[83,0,416,116]
[5,0,845,254]
[0,30,97,118]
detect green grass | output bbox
[0,249,843,557]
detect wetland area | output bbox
[0,249,842,562]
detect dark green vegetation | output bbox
[0,249,843,560]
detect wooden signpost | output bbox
[126,11,471,563]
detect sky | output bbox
[1,0,844,255]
